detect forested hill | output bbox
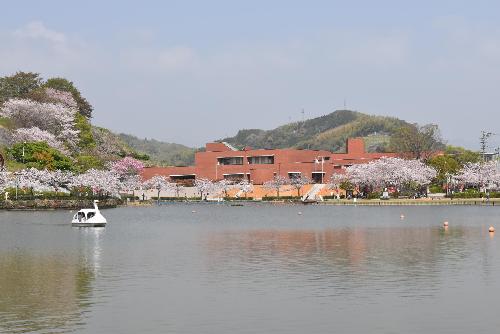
[220,110,410,152]
[118,134,196,166]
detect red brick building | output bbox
[141,138,398,184]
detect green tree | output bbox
[76,154,104,171]
[74,113,96,149]
[445,146,481,166]
[390,123,444,161]
[9,142,74,171]
[427,155,460,184]
[43,78,93,118]
[0,72,42,104]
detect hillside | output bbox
[118,134,196,166]
[221,110,409,152]
[0,72,143,172]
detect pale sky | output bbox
[1,0,499,150]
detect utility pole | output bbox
[480,131,493,161]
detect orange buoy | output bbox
[443,221,449,227]
[489,226,495,233]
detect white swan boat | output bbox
[72,200,107,227]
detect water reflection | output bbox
[203,226,491,298]
[0,228,103,334]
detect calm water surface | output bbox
[0,204,499,333]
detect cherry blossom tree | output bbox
[44,88,78,108]
[289,176,311,197]
[143,175,174,202]
[38,169,74,192]
[109,157,144,177]
[328,173,348,199]
[15,168,49,195]
[70,169,121,197]
[263,175,289,198]
[11,127,68,153]
[215,179,235,198]
[108,157,145,197]
[194,178,214,200]
[236,180,253,198]
[0,171,11,194]
[454,161,500,192]
[120,174,143,195]
[0,98,79,147]
[346,157,437,194]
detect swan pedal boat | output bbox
[72,200,107,227]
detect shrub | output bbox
[223,197,254,201]
[450,190,500,199]
[76,154,104,171]
[429,184,444,193]
[151,196,202,201]
[367,192,382,199]
[262,196,301,201]
[8,141,74,171]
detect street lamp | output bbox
[22,141,26,164]
[13,171,20,200]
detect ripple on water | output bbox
[0,205,499,333]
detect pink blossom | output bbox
[454,161,500,190]
[263,175,289,197]
[109,157,145,177]
[194,178,214,199]
[346,157,437,188]
[11,127,68,153]
[45,88,78,108]
[0,98,79,147]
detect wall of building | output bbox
[141,138,400,184]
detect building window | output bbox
[217,157,243,165]
[311,172,325,184]
[288,172,301,179]
[247,156,274,164]
[223,174,245,181]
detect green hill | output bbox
[118,134,197,166]
[220,110,409,152]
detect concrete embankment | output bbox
[0,198,122,210]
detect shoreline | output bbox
[318,198,500,206]
[0,198,122,211]
[1,198,499,210]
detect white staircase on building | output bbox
[222,142,238,151]
[302,184,325,202]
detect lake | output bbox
[0,204,499,333]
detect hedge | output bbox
[151,196,202,201]
[449,191,500,199]
[262,196,301,201]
